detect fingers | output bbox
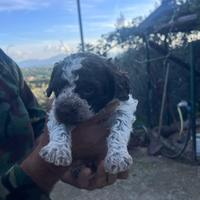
[76,167,92,189]
[88,161,117,189]
[106,173,117,185]
[104,99,120,112]
[61,160,129,190]
[61,170,76,185]
[97,100,119,121]
[87,100,120,124]
[87,161,129,189]
[61,165,92,189]
[93,161,107,188]
[117,171,129,179]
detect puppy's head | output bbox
[47,53,130,114]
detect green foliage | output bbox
[21,67,52,109]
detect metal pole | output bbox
[76,0,85,52]
[190,42,197,161]
[158,62,170,136]
[144,37,152,128]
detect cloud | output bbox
[2,40,76,61]
[0,0,160,61]
[44,41,71,53]
[0,0,50,11]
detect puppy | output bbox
[39,53,138,174]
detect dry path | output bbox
[51,148,200,200]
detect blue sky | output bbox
[0,0,159,61]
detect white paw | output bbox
[39,142,72,166]
[104,151,133,174]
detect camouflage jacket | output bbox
[0,49,49,199]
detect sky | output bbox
[0,0,159,62]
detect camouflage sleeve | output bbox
[0,48,46,140]
[20,80,46,139]
[0,49,46,173]
[0,165,51,200]
[0,49,50,199]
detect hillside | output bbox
[21,66,52,109]
[18,54,66,68]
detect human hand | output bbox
[21,100,119,193]
[61,160,129,190]
[72,100,119,160]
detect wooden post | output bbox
[190,42,197,161]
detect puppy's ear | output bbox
[46,63,67,97]
[113,71,130,101]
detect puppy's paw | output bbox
[39,142,72,166]
[104,151,133,174]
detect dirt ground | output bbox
[51,148,200,200]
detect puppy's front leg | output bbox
[39,101,72,166]
[105,95,138,174]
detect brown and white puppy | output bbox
[39,53,138,174]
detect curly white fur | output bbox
[39,100,73,166]
[40,57,85,166]
[105,95,138,174]
[62,55,85,85]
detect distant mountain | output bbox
[18,54,67,68]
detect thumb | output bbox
[88,100,119,124]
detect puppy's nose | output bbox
[54,93,93,125]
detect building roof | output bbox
[115,0,200,40]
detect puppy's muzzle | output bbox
[54,91,93,125]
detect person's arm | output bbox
[20,81,46,139]
[0,164,51,200]
[0,49,45,169]
[20,100,120,192]
[0,101,129,199]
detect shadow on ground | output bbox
[51,148,200,200]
